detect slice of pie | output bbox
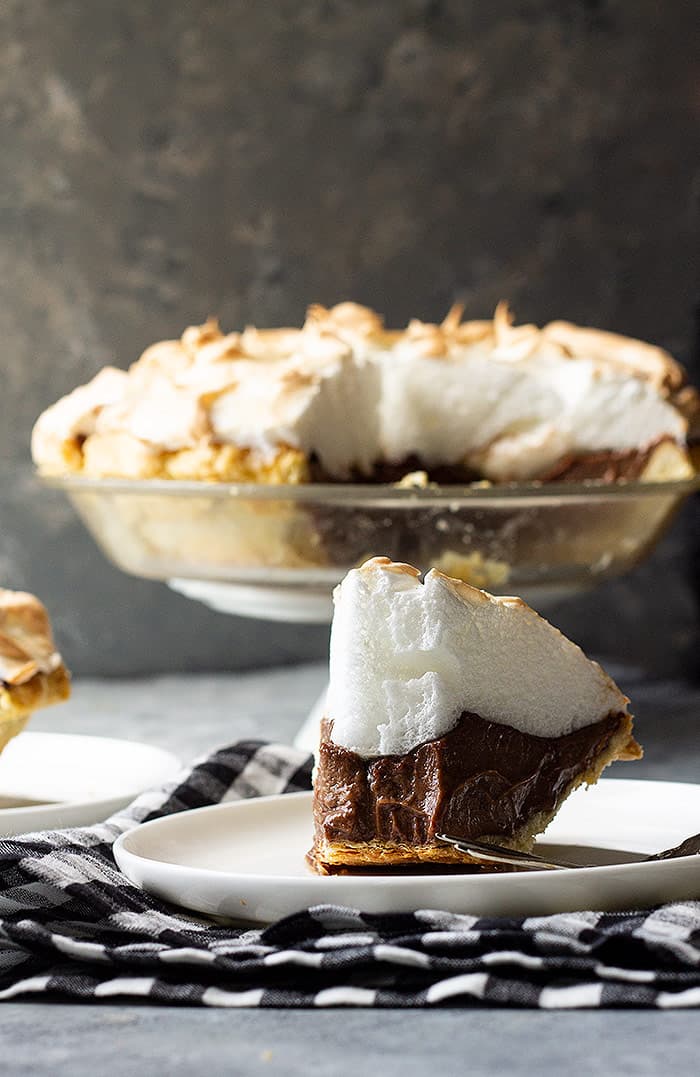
[309,557,641,874]
[0,589,71,755]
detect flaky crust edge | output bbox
[0,665,71,722]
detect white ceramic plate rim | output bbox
[0,732,180,834]
[115,787,699,886]
[113,779,700,923]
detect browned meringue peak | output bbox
[358,555,422,579]
[182,315,307,365]
[177,315,351,370]
[394,301,543,361]
[394,301,690,395]
[541,320,685,392]
[392,304,486,358]
[489,301,548,360]
[244,323,352,369]
[440,302,494,344]
[132,320,240,386]
[239,326,306,359]
[175,325,350,401]
[435,300,551,362]
[0,589,64,686]
[192,332,248,367]
[304,301,385,342]
[127,339,193,392]
[294,327,355,367]
[398,318,452,358]
[479,303,685,392]
[181,317,226,355]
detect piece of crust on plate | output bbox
[0,589,71,754]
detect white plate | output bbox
[0,732,180,836]
[114,779,700,924]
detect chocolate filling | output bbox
[310,454,482,485]
[538,445,658,483]
[309,444,663,485]
[313,710,624,851]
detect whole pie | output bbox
[0,589,71,756]
[309,557,641,874]
[32,302,698,486]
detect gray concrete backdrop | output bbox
[1,1,698,675]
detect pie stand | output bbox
[45,473,700,751]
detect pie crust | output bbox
[0,589,70,754]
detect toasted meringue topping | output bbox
[30,367,129,472]
[129,339,194,383]
[181,317,225,354]
[192,333,246,366]
[440,302,466,334]
[239,326,305,359]
[398,319,452,358]
[0,589,64,686]
[541,321,685,391]
[327,559,628,757]
[360,556,422,578]
[31,302,696,482]
[305,301,385,341]
[95,379,210,451]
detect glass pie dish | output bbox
[42,473,700,623]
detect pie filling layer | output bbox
[39,435,690,486]
[310,710,637,872]
[309,443,663,485]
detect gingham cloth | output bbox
[1,740,699,1008]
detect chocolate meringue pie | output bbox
[0,589,71,755]
[32,303,698,486]
[309,558,641,874]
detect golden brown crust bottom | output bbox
[0,665,71,721]
[51,436,311,484]
[309,716,640,875]
[639,440,695,481]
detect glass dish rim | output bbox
[40,471,700,505]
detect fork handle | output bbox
[436,832,586,870]
[453,843,582,871]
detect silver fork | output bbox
[436,832,700,871]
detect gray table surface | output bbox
[3,662,700,1076]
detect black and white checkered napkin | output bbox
[1,740,699,1008]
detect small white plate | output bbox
[114,779,700,924]
[0,732,180,836]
